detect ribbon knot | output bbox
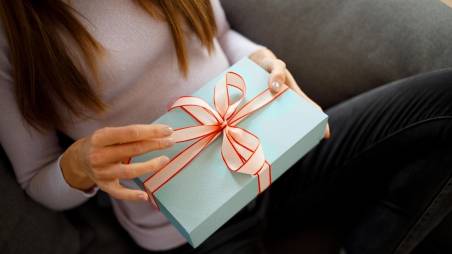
[144,71,288,208]
[220,120,228,129]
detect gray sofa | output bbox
[1,0,452,253]
[222,0,452,108]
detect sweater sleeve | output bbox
[212,0,265,64]
[0,29,97,211]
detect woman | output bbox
[0,0,451,253]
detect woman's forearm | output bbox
[25,157,98,211]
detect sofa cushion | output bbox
[0,150,80,254]
[221,0,452,108]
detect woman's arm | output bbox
[0,34,100,210]
[212,0,264,64]
[0,33,174,209]
[0,82,97,211]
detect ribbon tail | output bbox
[256,161,272,193]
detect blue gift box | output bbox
[130,57,328,247]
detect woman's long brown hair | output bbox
[0,0,216,131]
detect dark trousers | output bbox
[144,69,452,254]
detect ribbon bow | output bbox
[144,71,288,208]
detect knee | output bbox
[423,68,452,89]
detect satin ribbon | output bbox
[144,71,288,208]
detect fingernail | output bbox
[326,124,331,139]
[271,81,281,92]
[162,126,173,135]
[160,156,170,165]
[138,193,148,201]
[163,137,174,147]
[323,124,330,139]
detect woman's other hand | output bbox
[61,124,174,201]
[249,48,331,139]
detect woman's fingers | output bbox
[285,70,331,139]
[91,124,173,147]
[89,138,174,165]
[95,155,170,180]
[76,124,174,202]
[266,59,287,93]
[284,69,305,96]
[324,123,331,139]
[99,181,149,201]
[250,49,332,140]
[96,155,171,201]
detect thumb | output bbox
[267,59,287,93]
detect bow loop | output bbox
[221,126,264,173]
[170,96,222,125]
[214,72,247,121]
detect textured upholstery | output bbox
[221,0,452,108]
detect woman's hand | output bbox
[249,48,331,139]
[61,124,174,201]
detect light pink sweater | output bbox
[0,0,261,250]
